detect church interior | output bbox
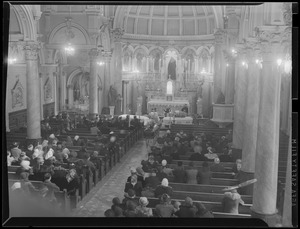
[3,3,295,227]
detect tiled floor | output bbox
[71,140,149,217]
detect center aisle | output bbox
[72,139,149,217]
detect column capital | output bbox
[111,28,124,42]
[282,3,293,26]
[24,41,40,60]
[89,48,99,59]
[214,28,226,44]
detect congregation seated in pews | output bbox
[103,128,250,218]
[7,111,144,215]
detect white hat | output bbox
[49,134,55,139]
[139,197,149,207]
[20,160,31,170]
[74,135,79,141]
[161,160,167,166]
[11,182,21,191]
[214,157,220,164]
[130,167,137,173]
[166,130,171,134]
[109,131,114,135]
[161,178,169,187]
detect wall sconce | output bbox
[8,57,17,65]
[226,63,229,67]
[64,43,75,56]
[97,61,105,66]
[277,59,282,67]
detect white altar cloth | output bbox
[162,116,193,127]
[147,100,189,116]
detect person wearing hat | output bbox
[189,145,206,161]
[136,197,153,217]
[123,200,139,217]
[232,159,242,174]
[122,188,139,209]
[7,151,16,166]
[154,178,173,198]
[111,197,125,212]
[144,154,159,173]
[113,206,125,217]
[25,144,34,159]
[144,171,160,191]
[124,174,143,197]
[172,201,181,215]
[53,142,64,163]
[16,160,33,176]
[11,142,22,161]
[222,188,245,214]
[18,151,31,163]
[210,157,225,172]
[175,197,197,217]
[90,123,101,135]
[161,160,174,177]
[194,202,214,218]
[155,193,175,217]
[42,173,60,203]
[73,135,81,146]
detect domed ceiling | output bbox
[123,6,216,36]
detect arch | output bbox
[122,44,135,53]
[113,6,127,29]
[148,46,164,54]
[48,21,91,45]
[67,68,83,87]
[163,47,180,57]
[12,5,37,41]
[211,6,224,29]
[181,46,197,56]
[53,49,67,65]
[133,45,149,56]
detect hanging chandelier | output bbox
[64,6,75,56]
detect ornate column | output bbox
[59,71,66,111]
[111,28,124,115]
[67,84,73,110]
[24,41,41,142]
[213,29,226,102]
[111,28,124,95]
[53,72,58,115]
[250,28,284,226]
[239,39,261,195]
[232,44,247,160]
[103,51,112,108]
[39,73,44,119]
[88,48,99,119]
[224,52,235,104]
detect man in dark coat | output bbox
[175,197,197,217]
[189,145,206,161]
[124,174,143,197]
[210,157,225,172]
[172,161,187,183]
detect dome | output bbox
[122,6,216,36]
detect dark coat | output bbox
[210,164,225,172]
[173,167,187,183]
[124,181,143,197]
[198,170,212,185]
[154,185,173,198]
[144,176,160,189]
[175,205,197,217]
[222,192,244,214]
[189,153,206,161]
[196,210,214,218]
[155,203,175,217]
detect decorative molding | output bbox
[24,41,40,60]
[11,76,24,109]
[214,28,226,44]
[282,3,292,26]
[111,28,125,42]
[89,48,99,59]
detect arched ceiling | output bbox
[116,5,222,37]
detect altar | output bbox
[162,116,193,128]
[147,99,190,116]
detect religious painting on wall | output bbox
[11,77,24,109]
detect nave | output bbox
[72,140,148,217]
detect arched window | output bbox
[166,80,173,95]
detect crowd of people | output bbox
[104,129,247,217]
[8,112,144,213]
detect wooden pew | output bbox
[172,191,252,204]
[169,182,229,194]
[134,197,252,215]
[8,179,72,213]
[172,160,235,168]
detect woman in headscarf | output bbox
[154,178,173,198]
[135,197,153,217]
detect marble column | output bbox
[224,57,235,104]
[251,40,282,226]
[213,29,225,103]
[103,52,112,108]
[39,73,44,119]
[98,56,105,113]
[53,72,58,115]
[67,85,73,110]
[88,48,99,119]
[239,44,261,195]
[232,46,247,160]
[59,71,66,111]
[111,28,124,95]
[24,41,41,142]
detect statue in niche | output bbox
[115,94,122,115]
[73,80,80,102]
[108,85,118,106]
[216,92,225,104]
[197,81,205,99]
[168,57,176,80]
